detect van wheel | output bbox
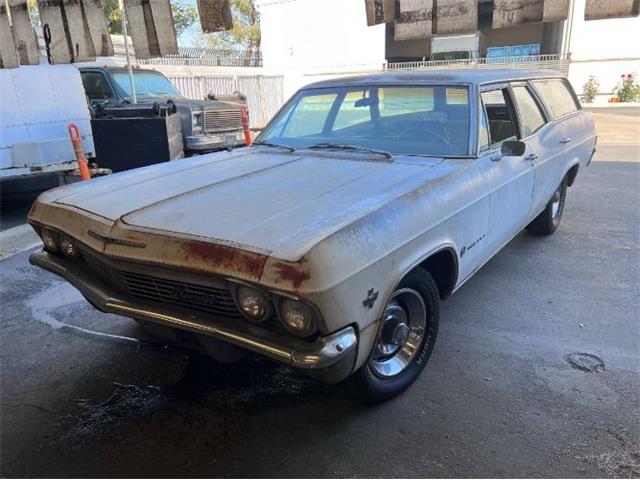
[526,176,568,236]
[353,268,439,403]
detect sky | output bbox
[177,0,198,47]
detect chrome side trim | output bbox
[29,251,357,370]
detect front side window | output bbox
[478,99,490,152]
[259,85,471,156]
[81,71,113,101]
[532,79,579,119]
[112,71,182,98]
[512,85,546,136]
[480,88,518,148]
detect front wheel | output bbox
[526,176,568,236]
[353,268,439,403]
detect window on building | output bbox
[512,85,546,136]
[532,79,580,118]
[480,88,518,148]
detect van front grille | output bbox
[204,109,243,133]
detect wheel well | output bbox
[567,164,579,186]
[419,249,458,299]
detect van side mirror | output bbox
[501,140,526,157]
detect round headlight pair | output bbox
[233,283,318,338]
[40,228,79,258]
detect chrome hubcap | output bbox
[371,288,427,378]
[551,188,562,219]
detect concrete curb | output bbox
[0,224,42,260]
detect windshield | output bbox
[258,85,471,156]
[112,71,182,98]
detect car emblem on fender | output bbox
[87,229,147,248]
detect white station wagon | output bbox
[29,70,597,402]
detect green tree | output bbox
[194,0,260,54]
[104,0,198,37]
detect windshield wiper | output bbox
[253,141,295,152]
[307,142,393,159]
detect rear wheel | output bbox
[526,176,568,236]
[353,268,439,403]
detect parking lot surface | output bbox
[1,145,639,476]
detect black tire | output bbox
[353,267,439,403]
[526,176,568,236]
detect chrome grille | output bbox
[204,109,243,133]
[82,250,241,317]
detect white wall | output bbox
[257,0,386,98]
[566,0,640,103]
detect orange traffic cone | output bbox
[68,123,91,181]
[241,107,252,146]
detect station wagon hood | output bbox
[37,149,457,262]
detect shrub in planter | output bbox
[616,73,640,102]
[581,75,599,103]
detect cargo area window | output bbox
[532,79,580,119]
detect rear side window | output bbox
[532,79,579,119]
[512,86,546,136]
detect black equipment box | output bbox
[91,102,184,173]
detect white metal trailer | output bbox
[0,63,95,195]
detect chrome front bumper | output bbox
[29,251,358,381]
[185,131,246,151]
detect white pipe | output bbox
[118,0,137,104]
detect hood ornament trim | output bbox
[88,229,146,248]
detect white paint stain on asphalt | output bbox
[27,281,140,344]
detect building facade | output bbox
[257,0,640,103]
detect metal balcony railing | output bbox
[385,54,570,75]
[139,47,263,67]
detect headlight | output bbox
[236,285,270,322]
[279,298,317,337]
[59,234,80,258]
[41,228,59,253]
[192,112,203,134]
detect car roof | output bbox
[80,66,163,74]
[303,69,564,89]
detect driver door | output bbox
[477,85,535,256]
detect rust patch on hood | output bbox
[183,240,268,279]
[273,260,311,290]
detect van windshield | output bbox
[113,71,182,98]
[257,85,471,156]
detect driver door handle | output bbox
[525,153,538,161]
[560,138,572,144]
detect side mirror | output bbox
[501,140,526,157]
